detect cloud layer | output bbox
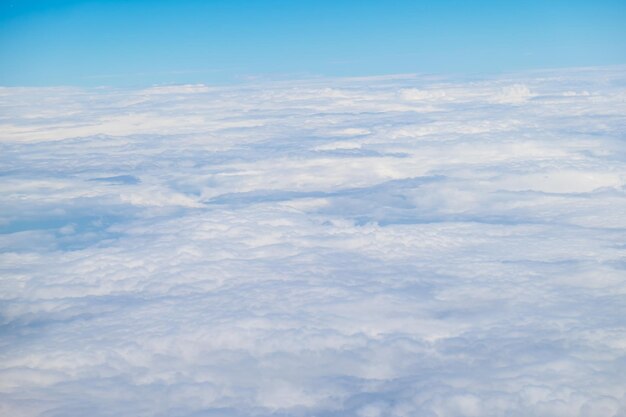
[1,67,626,417]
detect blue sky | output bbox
[1,0,625,85]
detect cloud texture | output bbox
[1,67,626,417]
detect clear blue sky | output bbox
[1,0,625,86]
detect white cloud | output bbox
[1,67,625,417]
[493,83,533,103]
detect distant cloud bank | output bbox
[1,67,625,417]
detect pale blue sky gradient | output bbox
[1,0,625,86]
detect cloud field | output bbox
[1,67,626,417]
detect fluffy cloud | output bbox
[1,67,625,417]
